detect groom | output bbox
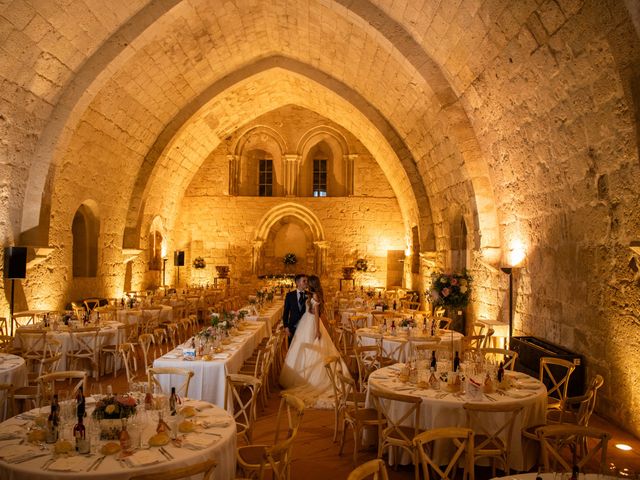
[283,273,308,344]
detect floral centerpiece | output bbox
[355,258,368,272]
[193,256,206,269]
[92,394,137,440]
[428,271,472,308]
[283,253,297,265]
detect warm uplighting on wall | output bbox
[508,238,526,267]
[616,443,633,451]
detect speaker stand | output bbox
[176,266,180,288]
[9,279,15,336]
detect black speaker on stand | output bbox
[174,251,184,287]
[4,247,27,336]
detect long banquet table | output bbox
[367,365,547,471]
[152,321,268,408]
[0,398,236,480]
[243,302,283,334]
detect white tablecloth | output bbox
[13,323,126,374]
[0,398,236,480]
[357,328,464,362]
[116,305,173,325]
[244,303,283,334]
[152,321,268,408]
[367,366,547,471]
[0,354,27,420]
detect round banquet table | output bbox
[366,365,547,471]
[0,398,236,480]
[0,354,27,420]
[357,328,464,362]
[491,474,617,479]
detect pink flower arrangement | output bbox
[428,272,472,308]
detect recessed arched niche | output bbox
[71,202,100,278]
[262,216,315,274]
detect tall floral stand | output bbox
[445,306,466,334]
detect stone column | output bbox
[251,240,263,274]
[313,241,329,274]
[343,154,357,196]
[227,154,239,196]
[283,154,301,196]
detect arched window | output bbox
[258,158,273,197]
[149,230,163,270]
[72,204,99,277]
[450,215,468,272]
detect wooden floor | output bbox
[89,371,640,479]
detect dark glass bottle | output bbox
[73,414,87,452]
[46,394,59,444]
[76,386,86,418]
[144,385,153,410]
[453,351,460,372]
[392,300,397,310]
[497,361,505,383]
[430,320,435,336]
[430,350,437,370]
[169,387,177,416]
[569,465,579,480]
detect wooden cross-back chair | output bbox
[129,458,216,480]
[237,393,305,480]
[336,371,385,464]
[480,348,519,371]
[225,373,262,445]
[539,357,576,411]
[464,402,523,476]
[347,459,389,480]
[413,427,475,480]
[37,370,88,407]
[370,388,422,479]
[537,424,610,474]
[67,327,101,379]
[147,366,193,398]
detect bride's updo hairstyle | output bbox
[307,275,324,315]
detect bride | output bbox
[279,275,345,407]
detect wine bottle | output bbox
[73,412,87,453]
[46,394,59,444]
[119,419,131,452]
[430,350,437,370]
[453,351,460,372]
[497,361,505,383]
[169,387,177,416]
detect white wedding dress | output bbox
[279,298,344,408]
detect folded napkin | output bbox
[506,390,532,399]
[0,424,24,440]
[183,400,211,410]
[0,438,22,449]
[126,449,165,467]
[212,353,230,359]
[515,381,540,390]
[183,433,220,450]
[0,444,40,463]
[48,456,93,472]
[198,416,231,428]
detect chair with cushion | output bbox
[464,402,523,476]
[147,367,193,397]
[537,424,610,474]
[413,427,475,480]
[237,393,305,480]
[370,387,422,479]
[128,457,216,480]
[225,373,261,445]
[347,459,389,480]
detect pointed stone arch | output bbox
[252,203,328,274]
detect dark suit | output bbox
[283,290,306,342]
